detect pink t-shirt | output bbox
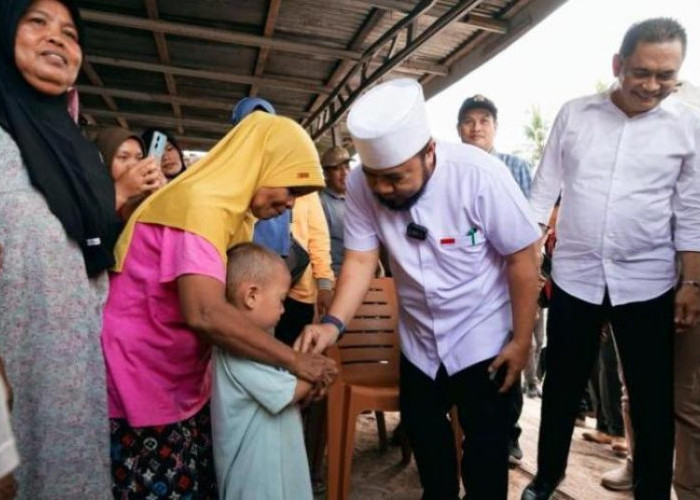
[102,223,226,426]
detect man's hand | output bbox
[316,289,333,317]
[674,283,700,333]
[488,339,531,393]
[294,323,339,354]
[288,351,338,385]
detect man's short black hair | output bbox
[457,94,498,124]
[619,18,687,59]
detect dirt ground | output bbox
[317,397,642,500]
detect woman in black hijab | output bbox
[0,0,118,498]
[142,127,187,180]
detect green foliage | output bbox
[523,105,549,167]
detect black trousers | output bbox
[591,329,624,436]
[400,355,512,500]
[537,282,674,499]
[510,383,524,445]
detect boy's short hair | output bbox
[226,242,289,301]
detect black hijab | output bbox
[0,0,121,277]
[142,127,187,179]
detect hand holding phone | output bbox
[147,131,167,164]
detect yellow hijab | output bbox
[113,112,325,271]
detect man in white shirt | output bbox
[523,18,700,500]
[296,78,541,499]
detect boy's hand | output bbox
[299,382,329,408]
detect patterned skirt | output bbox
[110,404,217,499]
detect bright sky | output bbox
[426,0,700,156]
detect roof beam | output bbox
[80,8,444,75]
[303,0,441,131]
[305,8,386,121]
[79,9,360,62]
[365,0,508,34]
[249,0,282,97]
[303,9,385,119]
[80,60,128,129]
[82,107,231,134]
[86,55,331,95]
[76,84,310,118]
[144,0,183,134]
[305,0,487,140]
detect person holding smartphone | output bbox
[142,128,186,180]
[94,127,167,219]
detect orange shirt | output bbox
[288,192,334,304]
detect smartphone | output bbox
[147,131,167,162]
[489,364,508,389]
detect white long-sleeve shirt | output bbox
[530,93,700,306]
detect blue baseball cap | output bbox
[231,97,276,125]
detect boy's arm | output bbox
[290,378,314,405]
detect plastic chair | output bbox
[325,278,463,500]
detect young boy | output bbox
[210,242,314,500]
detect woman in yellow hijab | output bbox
[101,112,337,498]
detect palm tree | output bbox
[523,106,549,167]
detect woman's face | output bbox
[14,0,82,96]
[161,141,184,177]
[111,138,143,180]
[250,187,298,220]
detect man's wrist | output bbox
[320,314,346,338]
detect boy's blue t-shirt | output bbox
[210,347,312,500]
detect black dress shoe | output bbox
[520,477,562,500]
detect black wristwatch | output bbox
[320,314,346,338]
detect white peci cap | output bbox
[347,78,431,169]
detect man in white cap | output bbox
[296,78,541,498]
